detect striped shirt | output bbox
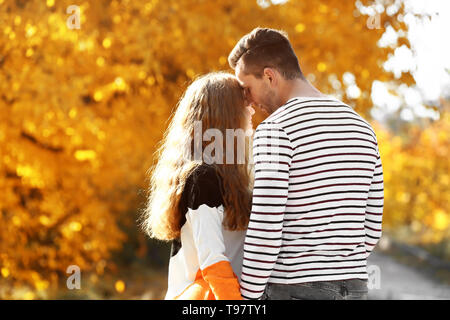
[240,96,384,300]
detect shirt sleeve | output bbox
[185,166,242,300]
[364,145,384,258]
[240,121,293,300]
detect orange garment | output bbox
[174,261,242,300]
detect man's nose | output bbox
[244,89,254,105]
[248,97,258,109]
[244,96,254,107]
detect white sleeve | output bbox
[186,204,228,270]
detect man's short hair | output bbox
[228,27,304,80]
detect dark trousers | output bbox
[261,279,368,300]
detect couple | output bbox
[142,28,384,300]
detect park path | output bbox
[367,250,450,300]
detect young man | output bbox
[228,27,384,300]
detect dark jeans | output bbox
[261,279,368,300]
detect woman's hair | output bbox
[140,72,253,241]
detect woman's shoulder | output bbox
[189,163,221,184]
[181,164,224,211]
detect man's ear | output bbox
[263,67,277,86]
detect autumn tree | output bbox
[374,99,450,249]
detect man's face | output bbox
[235,63,278,115]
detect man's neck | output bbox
[282,78,326,104]
[269,78,327,114]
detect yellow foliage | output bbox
[374,103,450,244]
[1,268,10,278]
[115,280,126,293]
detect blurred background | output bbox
[0,0,449,300]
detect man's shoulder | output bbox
[263,96,378,140]
[268,96,343,121]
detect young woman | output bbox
[141,72,255,300]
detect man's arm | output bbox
[240,121,292,300]
[364,145,384,258]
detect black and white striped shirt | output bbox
[240,96,384,300]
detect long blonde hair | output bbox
[140,72,253,241]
